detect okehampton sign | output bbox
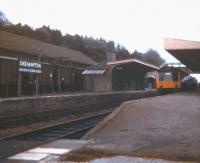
[19,60,42,74]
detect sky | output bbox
[1,0,200,64]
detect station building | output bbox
[82,54,159,92]
[0,30,97,98]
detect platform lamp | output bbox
[17,51,22,97]
[50,71,55,93]
[35,48,42,95]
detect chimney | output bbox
[107,52,116,62]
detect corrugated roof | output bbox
[82,70,106,75]
[160,63,192,74]
[0,30,97,66]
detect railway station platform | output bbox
[4,91,200,162]
[82,91,200,162]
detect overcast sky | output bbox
[1,0,200,63]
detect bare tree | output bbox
[143,49,165,66]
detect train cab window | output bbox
[164,72,173,81]
[159,72,173,81]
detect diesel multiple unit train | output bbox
[146,71,198,90]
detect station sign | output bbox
[18,60,42,74]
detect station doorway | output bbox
[145,77,156,89]
[20,73,37,96]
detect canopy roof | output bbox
[107,58,159,70]
[165,38,200,72]
[82,58,159,75]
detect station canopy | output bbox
[107,58,159,72]
[82,59,159,75]
[165,38,200,72]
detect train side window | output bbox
[159,73,164,81]
[173,72,178,81]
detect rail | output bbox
[0,111,110,159]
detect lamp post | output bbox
[35,48,42,95]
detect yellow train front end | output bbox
[155,72,181,89]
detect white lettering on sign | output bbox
[19,60,42,74]
[19,61,41,69]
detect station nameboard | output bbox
[19,60,42,74]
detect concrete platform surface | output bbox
[84,92,200,162]
[3,139,176,163]
[90,156,183,163]
[5,139,90,163]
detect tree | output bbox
[115,44,131,60]
[1,15,165,64]
[143,49,165,66]
[49,29,63,45]
[131,50,144,60]
[34,25,52,43]
[106,41,115,52]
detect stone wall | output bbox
[0,90,160,117]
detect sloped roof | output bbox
[160,63,192,75]
[107,58,159,70]
[82,58,159,75]
[0,30,97,66]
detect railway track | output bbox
[0,103,115,129]
[0,111,110,160]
